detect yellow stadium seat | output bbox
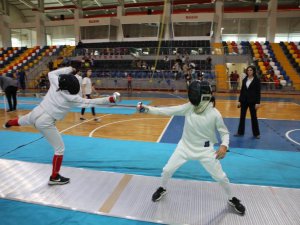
[260,66,266,71]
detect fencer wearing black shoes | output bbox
[3,67,121,186]
[152,187,167,202]
[137,80,246,215]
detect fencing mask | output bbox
[188,80,212,113]
[57,74,80,95]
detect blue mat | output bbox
[0,99,150,115]
[1,130,300,188]
[160,116,300,152]
[0,199,159,225]
[1,130,300,225]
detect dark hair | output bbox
[246,65,257,77]
[210,95,216,107]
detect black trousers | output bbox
[237,102,260,136]
[81,94,95,116]
[19,79,26,90]
[5,86,18,111]
[127,81,132,91]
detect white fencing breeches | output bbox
[161,149,232,198]
[18,105,64,155]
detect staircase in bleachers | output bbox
[215,64,227,90]
[279,41,300,74]
[272,43,300,90]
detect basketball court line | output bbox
[59,114,112,134]
[88,117,169,137]
[286,129,300,146]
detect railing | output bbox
[25,69,216,92]
[73,46,251,57]
[23,68,300,94]
[226,80,297,92]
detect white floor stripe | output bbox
[59,114,111,134]
[89,118,169,137]
[285,129,300,146]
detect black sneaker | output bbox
[228,197,246,215]
[48,174,70,185]
[3,122,11,129]
[152,187,167,202]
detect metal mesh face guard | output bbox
[188,80,212,106]
[201,94,212,102]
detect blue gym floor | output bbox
[0,95,300,225]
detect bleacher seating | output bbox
[0,45,64,77]
[0,47,26,69]
[222,41,250,55]
[250,41,290,87]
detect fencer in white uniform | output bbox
[3,66,121,185]
[137,80,246,215]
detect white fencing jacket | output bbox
[146,102,229,158]
[39,67,111,120]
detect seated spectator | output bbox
[17,68,27,92]
[197,72,204,81]
[36,72,48,93]
[48,60,54,71]
[206,56,212,70]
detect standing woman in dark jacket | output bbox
[235,65,261,139]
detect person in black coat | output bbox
[235,65,261,139]
[0,75,18,112]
